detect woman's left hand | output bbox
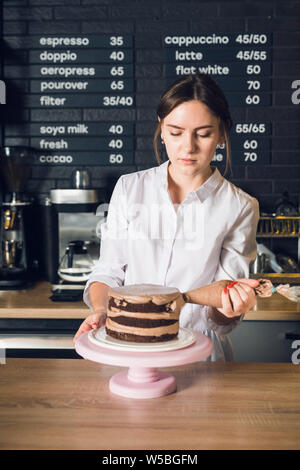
[217,278,260,318]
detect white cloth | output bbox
[84,160,259,361]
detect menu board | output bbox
[27,34,135,165]
[5,32,273,166]
[164,33,272,165]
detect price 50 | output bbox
[109,154,123,164]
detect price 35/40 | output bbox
[103,95,133,106]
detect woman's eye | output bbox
[197,133,211,138]
[169,132,211,137]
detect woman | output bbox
[74,73,260,361]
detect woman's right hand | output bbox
[73,310,107,343]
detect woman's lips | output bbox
[179,158,196,165]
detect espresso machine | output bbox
[0,146,35,289]
[40,170,106,301]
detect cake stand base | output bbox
[109,367,176,399]
[75,329,213,400]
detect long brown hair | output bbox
[153,73,233,175]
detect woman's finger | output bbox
[236,278,260,288]
[231,283,248,302]
[228,283,256,314]
[219,288,234,317]
[73,320,91,343]
[73,313,107,343]
[236,283,256,310]
[226,285,246,315]
[94,313,107,327]
[236,283,257,308]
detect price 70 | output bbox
[247,80,260,90]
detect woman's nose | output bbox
[183,133,197,153]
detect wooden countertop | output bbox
[0,281,89,319]
[246,294,300,320]
[0,281,299,321]
[248,274,300,320]
[0,359,299,450]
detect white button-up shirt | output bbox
[84,160,259,361]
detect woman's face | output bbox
[160,100,224,175]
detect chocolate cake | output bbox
[105,284,182,343]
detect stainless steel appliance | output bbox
[41,179,106,301]
[0,146,35,289]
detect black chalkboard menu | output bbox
[164,33,272,165]
[6,32,273,167]
[28,34,135,165]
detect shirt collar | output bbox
[158,159,224,203]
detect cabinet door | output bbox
[229,321,300,362]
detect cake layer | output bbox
[106,328,177,343]
[106,317,179,338]
[107,306,180,321]
[110,315,178,328]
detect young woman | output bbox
[74,73,260,361]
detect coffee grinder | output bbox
[0,146,35,289]
[40,169,106,301]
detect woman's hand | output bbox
[73,309,107,343]
[216,278,260,318]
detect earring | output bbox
[161,137,165,145]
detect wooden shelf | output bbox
[257,216,300,238]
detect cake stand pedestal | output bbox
[75,331,213,399]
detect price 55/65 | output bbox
[236,124,265,133]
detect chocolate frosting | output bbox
[108,283,180,305]
[254,279,273,297]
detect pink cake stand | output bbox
[75,330,213,399]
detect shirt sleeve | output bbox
[206,196,260,335]
[83,175,128,311]
[214,197,260,282]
